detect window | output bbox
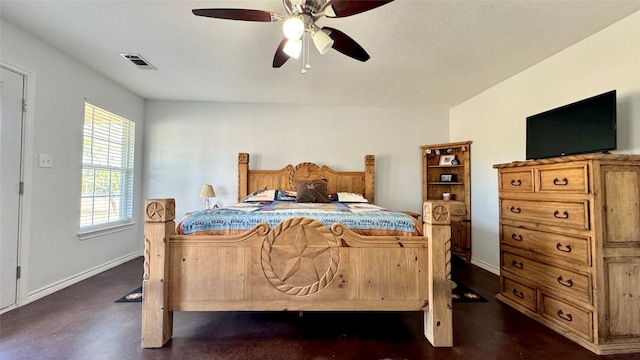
[80,102,135,230]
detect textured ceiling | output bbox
[2,0,639,109]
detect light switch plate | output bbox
[38,153,53,168]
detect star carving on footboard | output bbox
[423,203,450,224]
[145,199,175,222]
[261,217,340,296]
[276,226,331,282]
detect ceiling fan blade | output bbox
[322,27,370,62]
[192,8,282,22]
[273,38,290,68]
[322,0,394,18]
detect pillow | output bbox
[242,189,276,202]
[275,190,297,201]
[336,192,369,203]
[295,179,331,203]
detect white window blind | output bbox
[80,103,135,229]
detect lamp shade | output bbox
[282,17,304,40]
[283,39,302,58]
[312,30,334,55]
[199,184,216,198]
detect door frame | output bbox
[1,61,35,314]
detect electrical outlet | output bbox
[38,153,53,168]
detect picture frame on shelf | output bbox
[440,173,455,182]
[439,155,456,166]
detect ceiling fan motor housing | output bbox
[284,0,327,16]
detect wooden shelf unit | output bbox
[421,141,472,262]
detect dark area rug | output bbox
[450,255,487,302]
[115,286,142,302]
[451,279,487,302]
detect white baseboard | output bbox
[470,257,500,276]
[24,251,143,305]
[0,303,17,315]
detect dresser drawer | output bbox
[502,252,591,302]
[501,276,536,312]
[499,169,534,192]
[501,225,591,266]
[500,199,589,230]
[541,293,593,341]
[537,164,588,194]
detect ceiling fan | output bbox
[192,0,394,71]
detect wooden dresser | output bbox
[494,154,640,355]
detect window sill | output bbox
[78,221,137,241]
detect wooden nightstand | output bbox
[401,211,421,220]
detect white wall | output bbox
[143,101,449,218]
[1,20,146,303]
[449,11,640,274]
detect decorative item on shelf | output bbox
[435,149,440,155]
[199,184,217,209]
[451,158,460,165]
[440,174,455,182]
[439,155,456,166]
[442,192,451,201]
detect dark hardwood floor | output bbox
[1,256,637,360]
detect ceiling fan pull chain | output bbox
[302,32,311,73]
[306,32,311,70]
[300,33,306,73]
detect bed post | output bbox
[364,155,375,204]
[141,199,176,348]
[422,201,453,347]
[238,153,249,202]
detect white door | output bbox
[0,66,25,310]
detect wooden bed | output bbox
[142,153,453,348]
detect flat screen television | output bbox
[526,90,617,160]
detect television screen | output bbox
[526,90,616,160]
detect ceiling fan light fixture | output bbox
[283,39,302,58]
[191,0,395,70]
[282,17,304,40]
[312,29,334,55]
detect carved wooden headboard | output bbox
[237,153,375,204]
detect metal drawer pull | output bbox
[553,210,569,219]
[511,260,523,269]
[557,310,573,322]
[511,179,522,186]
[512,289,524,299]
[556,243,572,252]
[511,233,523,241]
[510,206,522,214]
[553,177,569,186]
[557,276,573,287]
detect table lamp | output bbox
[199,184,216,209]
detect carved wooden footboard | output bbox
[142,199,453,348]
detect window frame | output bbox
[78,102,135,239]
